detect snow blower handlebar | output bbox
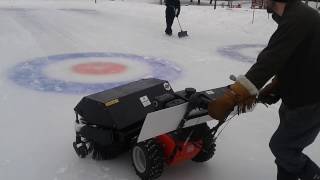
[177,92,213,129]
[176,90,227,147]
[188,92,212,110]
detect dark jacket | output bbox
[165,0,181,9]
[245,0,320,109]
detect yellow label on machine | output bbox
[105,99,119,107]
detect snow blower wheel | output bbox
[192,124,216,162]
[132,139,164,180]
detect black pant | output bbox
[269,103,320,180]
[165,6,175,33]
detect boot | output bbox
[165,28,172,36]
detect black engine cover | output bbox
[74,78,174,130]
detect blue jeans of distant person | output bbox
[269,102,320,180]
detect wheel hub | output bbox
[132,146,146,173]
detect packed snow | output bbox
[0,0,319,180]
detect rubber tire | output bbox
[131,139,164,180]
[191,124,216,162]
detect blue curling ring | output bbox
[217,44,265,63]
[8,52,181,94]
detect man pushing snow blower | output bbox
[207,0,320,179]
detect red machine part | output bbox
[156,134,203,166]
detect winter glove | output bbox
[257,78,280,105]
[207,75,258,121]
[188,92,211,109]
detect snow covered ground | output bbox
[0,0,319,180]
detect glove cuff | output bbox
[235,75,258,96]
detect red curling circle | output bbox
[71,62,127,75]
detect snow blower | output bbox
[73,78,251,180]
[176,17,188,38]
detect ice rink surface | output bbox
[0,0,319,179]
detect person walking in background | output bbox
[164,0,181,36]
[206,0,320,179]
